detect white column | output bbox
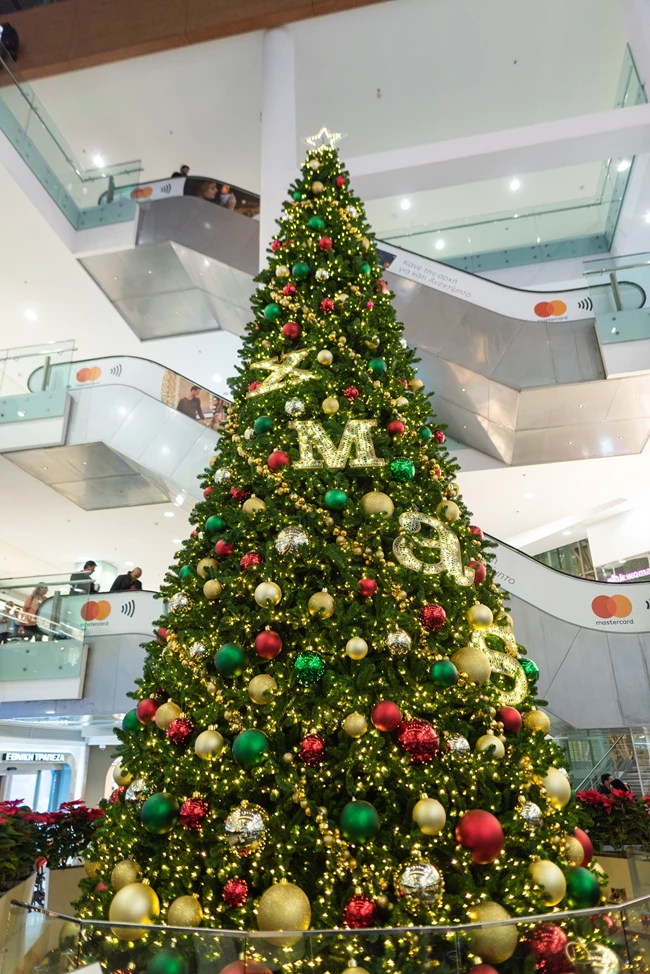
[260,28,297,269]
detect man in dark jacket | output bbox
[176,386,205,421]
[110,568,143,592]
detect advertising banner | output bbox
[116,175,260,217]
[37,591,161,638]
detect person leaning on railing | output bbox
[20,585,47,641]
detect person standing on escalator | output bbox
[176,386,205,422]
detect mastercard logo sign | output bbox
[80,600,112,621]
[534,300,567,318]
[76,366,102,383]
[591,594,632,619]
[130,186,153,200]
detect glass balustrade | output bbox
[584,252,650,346]
[0,340,74,425]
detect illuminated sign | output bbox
[607,567,650,583]
[2,752,66,762]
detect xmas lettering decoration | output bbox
[290,419,386,470]
[392,512,475,587]
[246,350,315,398]
[469,624,527,706]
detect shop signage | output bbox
[3,752,65,762]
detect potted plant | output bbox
[41,801,104,914]
[0,801,41,936]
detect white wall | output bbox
[588,506,650,565]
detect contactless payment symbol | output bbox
[534,300,567,318]
[80,600,112,621]
[591,594,632,619]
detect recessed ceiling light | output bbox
[509,178,521,191]
[562,530,572,536]
[24,309,37,321]
[523,492,535,499]
[435,239,445,250]
[92,154,105,168]
[175,494,184,506]
[645,212,650,224]
[617,159,631,173]
[45,710,55,714]
[125,561,134,566]
[400,199,411,210]
[212,374,221,383]
[164,511,174,517]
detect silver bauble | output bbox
[125,778,149,802]
[224,803,267,849]
[189,640,206,660]
[521,801,543,827]
[447,735,471,754]
[399,338,408,348]
[386,629,411,654]
[285,398,305,416]
[347,206,358,217]
[214,467,232,483]
[244,427,255,440]
[168,591,191,613]
[275,526,309,554]
[396,860,443,903]
[315,268,329,281]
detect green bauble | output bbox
[390,458,416,482]
[324,489,348,511]
[205,515,226,534]
[294,650,325,686]
[309,216,325,231]
[419,427,432,440]
[520,657,540,683]
[368,358,387,376]
[360,262,371,275]
[292,262,310,279]
[148,949,188,974]
[122,709,142,733]
[214,643,245,676]
[179,565,194,579]
[565,866,600,908]
[430,659,458,688]
[264,303,281,321]
[232,729,269,768]
[292,191,301,201]
[141,793,179,835]
[254,416,273,435]
[340,801,380,844]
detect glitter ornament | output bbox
[167,717,194,747]
[285,398,305,415]
[223,878,248,907]
[520,801,543,827]
[397,719,439,764]
[412,798,446,835]
[294,650,325,685]
[347,205,359,217]
[268,450,290,472]
[255,630,283,659]
[343,895,376,928]
[240,551,264,570]
[451,645,491,684]
[447,734,470,754]
[179,796,208,830]
[168,896,203,928]
[523,708,551,734]
[203,579,223,599]
[214,466,231,483]
[528,924,568,965]
[276,525,309,553]
[320,298,334,313]
[111,860,141,891]
[154,701,182,730]
[308,591,335,618]
[371,700,401,732]
[419,603,446,631]
[282,321,301,339]
[361,491,394,516]
[168,591,191,613]
[283,284,296,295]
[188,640,206,660]
[257,882,311,936]
[230,487,252,504]
[344,386,359,400]
[255,581,282,606]
[390,457,416,482]
[520,656,540,682]
[455,809,504,864]
[346,636,368,659]
[340,800,380,843]
[298,734,325,766]
[194,729,224,761]
[244,427,255,440]
[386,629,411,654]
[317,349,334,365]
[396,860,443,904]
[315,268,329,281]
[468,902,518,964]
[224,803,267,849]
[343,712,368,737]
[109,787,125,803]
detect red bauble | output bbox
[109,787,125,803]
[136,698,159,723]
[203,487,213,499]
[268,450,290,472]
[358,577,377,597]
[240,551,264,570]
[156,627,167,641]
[336,176,346,188]
[469,524,483,540]
[397,719,439,764]
[574,827,594,866]
[469,560,487,584]
[529,924,569,965]
[230,486,252,503]
[270,240,282,253]
[497,706,522,734]
[221,963,271,974]
[282,321,301,339]
[387,420,405,436]
[320,298,334,313]
[343,895,377,929]
[434,430,446,444]
[472,967,500,974]
[247,381,261,393]
[95,881,109,891]
[298,734,325,766]
[223,878,248,907]
[419,603,447,631]
[371,701,401,732]
[319,236,333,252]
[255,630,283,659]
[215,539,234,557]
[167,717,194,747]
[375,280,388,293]
[344,386,360,400]
[366,300,374,309]
[179,796,208,830]
[455,809,504,864]
[283,284,297,295]
[191,529,199,537]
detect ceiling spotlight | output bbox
[175,493,184,506]
[400,199,411,210]
[523,492,535,499]
[435,239,445,250]
[562,530,572,536]
[213,373,222,383]
[645,212,650,224]
[125,561,134,566]
[509,178,521,191]
[24,309,37,321]
[92,154,105,168]
[617,159,631,173]
[164,511,174,518]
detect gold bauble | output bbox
[194,729,224,761]
[523,709,551,734]
[543,768,571,809]
[565,836,585,866]
[112,761,133,787]
[447,482,460,498]
[361,236,370,250]
[468,902,518,963]
[203,578,223,599]
[154,701,182,730]
[450,645,491,685]
[322,397,340,415]
[346,637,368,660]
[59,920,79,948]
[168,894,203,927]
[248,674,277,705]
[476,734,505,759]
[275,264,290,278]
[467,603,494,629]
[412,798,446,835]
[111,860,141,891]
[361,491,394,517]
[343,712,368,738]
[197,557,218,578]
[257,881,311,944]
[255,581,282,607]
[109,882,160,941]
[311,181,324,194]
[317,349,334,365]
[529,860,566,906]
[409,378,424,391]
[308,591,335,618]
[436,500,461,523]
[83,860,100,879]
[209,455,218,467]
[242,495,267,515]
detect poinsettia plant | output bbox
[0,800,41,893]
[577,788,650,854]
[40,800,104,870]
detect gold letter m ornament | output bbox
[290,419,386,469]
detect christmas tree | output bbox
[78,135,607,972]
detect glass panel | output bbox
[0,340,74,424]
[6,772,37,805]
[584,252,650,345]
